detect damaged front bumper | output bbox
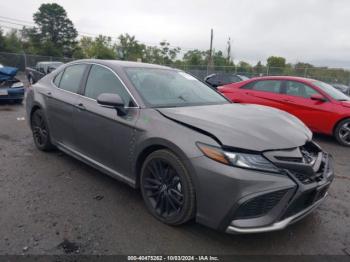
[224,142,334,234]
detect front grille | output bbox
[234,189,288,219]
[290,171,324,184]
[290,153,328,184]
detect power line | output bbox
[0,16,195,51]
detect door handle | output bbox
[46,91,52,96]
[75,103,86,110]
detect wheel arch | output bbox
[133,138,196,188]
[29,103,42,128]
[332,116,350,136]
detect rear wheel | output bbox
[140,149,196,225]
[334,118,350,146]
[31,109,54,151]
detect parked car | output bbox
[0,66,25,103]
[204,73,249,88]
[26,60,334,234]
[25,61,63,85]
[331,83,350,96]
[219,76,350,146]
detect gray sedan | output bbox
[25,60,334,233]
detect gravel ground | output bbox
[0,100,349,256]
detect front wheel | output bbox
[140,149,196,225]
[334,118,350,146]
[31,109,54,151]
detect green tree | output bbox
[159,41,180,64]
[143,46,163,64]
[267,56,286,75]
[117,33,145,61]
[237,61,252,74]
[0,28,5,51]
[254,61,264,75]
[77,35,116,59]
[29,3,78,56]
[183,49,205,66]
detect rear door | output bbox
[279,80,333,132]
[72,64,139,177]
[46,64,88,149]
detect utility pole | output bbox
[207,29,214,75]
[226,37,231,64]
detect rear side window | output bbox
[84,65,133,106]
[58,64,87,93]
[284,81,319,98]
[243,80,282,93]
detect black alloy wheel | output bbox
[31,109,54,151]
[140,150,196,225]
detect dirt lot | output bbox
[0,100,349,256]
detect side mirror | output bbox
[310,94,327,102]
[97,93,126,115]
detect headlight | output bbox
[11,82,24,88]
[197,142,279,173]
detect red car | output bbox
[218,76,350,146]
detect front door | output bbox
[279,80,332,132]
[73,64,139,177]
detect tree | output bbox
[30,3,78,56]
[117,33,145,61]
[267,56,286,75]
[237,61,252,74]
[0,28,5,51]
[183,49,206,66]
[143,46,163,64]
[77,35,116,59]
[159,41,181,64]
[254,61,264,75]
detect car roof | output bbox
[38,61,63,65]
[67,59,175,71]
[248,76,318,82]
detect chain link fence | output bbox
[0,51,74,71]
[1,51,350,85]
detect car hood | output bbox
[157,103,312,151]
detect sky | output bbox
[0,0,350,68]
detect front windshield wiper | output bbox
[337,99,349,101]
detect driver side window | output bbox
[84,65,134,107]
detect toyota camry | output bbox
[26,60,334,233]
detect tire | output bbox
[140,149,196,225]
[334,118,350,146]
[30,109,54,151]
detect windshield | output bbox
[125,68,229,107]
[312,81,350,101]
